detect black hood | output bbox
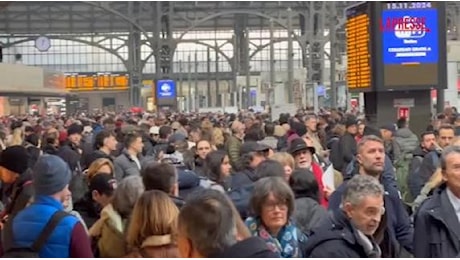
[412,145,428,157]
[305,210,356,255]
[208,237,280,258]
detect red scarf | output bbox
[311,163,329,208]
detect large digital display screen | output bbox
[346,2,372,91]
[65,73,129,91]
[381,1,440,87]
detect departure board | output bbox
[65,73,129,91]
[346,2,372,90]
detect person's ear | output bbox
[91,190,99,201]
[343,202,355,219]
[356,154,363,165]
[180,236,194,258]
[171,183,179,197]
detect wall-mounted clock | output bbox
[35,36,51,52]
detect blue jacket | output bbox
[177,169,205,199]
[12,196,79,258]
[329,162,414,257]
[231,168,258,190]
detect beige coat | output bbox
[89,204,127,258]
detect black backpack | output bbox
[2,211,69,258]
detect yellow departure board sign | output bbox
[346,3,372,90]
[65,73,129,91]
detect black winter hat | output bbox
[0,145,29,174]
[67,123,83,136]
[290,122,307,137]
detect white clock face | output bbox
[35,36,51,52]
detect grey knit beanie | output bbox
[33,155,72,196]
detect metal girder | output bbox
[83,1,149,39]
[177,9,303,43]
[142,39,232,70]
[249,38,291,59]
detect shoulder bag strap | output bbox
[30,211,70,252]
[2,214,16,252]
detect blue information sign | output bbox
[382,8,438,65]
[157,79,176,99]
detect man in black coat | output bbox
[58,123,83,173]
[305,175,384,258]
[414,146,460,258]
[336,117,358,173]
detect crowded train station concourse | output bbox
[0,0,459,258]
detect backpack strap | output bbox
[30,211,70,252]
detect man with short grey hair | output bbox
[414,145,460,257]
[177,189,278,258]
[305,175,384,257]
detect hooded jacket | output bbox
[208,237,280,258]
[293,197,327,234]
[305,209,381,258]
[394,128,419,156]
[230,168,258,190]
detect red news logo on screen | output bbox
[380,16,430,33]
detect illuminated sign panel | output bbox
[346,2,372,91]
[65,73,129,91]
[157,79,176,99]
[381,1,441,87]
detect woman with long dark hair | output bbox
[203,150,232,192]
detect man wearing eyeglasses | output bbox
[327,135,413,258]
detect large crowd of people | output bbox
[0,107,458,257]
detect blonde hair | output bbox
[9,128,23,147]
[270,152,295,170]
[212,128,225,147]
[126,190,179,258]
[425,167,443,191]
[86,158,114,183]
[274,125,286,137]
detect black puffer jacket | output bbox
[208,237,280,258]
[305,209,382,258]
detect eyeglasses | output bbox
[263,201,288,211]
[364,206,386,218]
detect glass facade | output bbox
[0,28,326,76]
